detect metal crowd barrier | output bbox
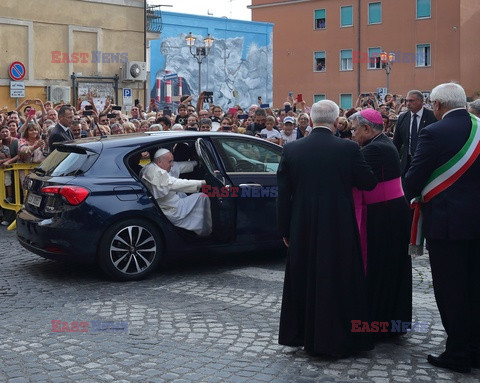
[0,163,38,230]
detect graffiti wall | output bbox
[150,12,273,111]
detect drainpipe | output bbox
[357,0,361,97]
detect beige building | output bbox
[250,0,480,109]
[0,0,156,109]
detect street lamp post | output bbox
[185,32,214,98]
[380,51,395,94]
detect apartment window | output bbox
[314,94,326,103]
[340,94,353,109]
[340,50,353,71]
[314,51,326,72]
[314,9,326,29]
[368,47,381,69]
[416,44,431,67]
[341,6,353,27]
[416,0,431,18]
[368,2,382,24]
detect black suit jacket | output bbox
[48,123,73,150]
[393,108,437,175]
[405,109,480,240]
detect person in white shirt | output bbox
[279,116,297,146]
[140,148,212,236]
[260,116,281,144]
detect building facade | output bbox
[250,0,480,108]
[0,0,148,110]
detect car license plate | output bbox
[27,193,42,207]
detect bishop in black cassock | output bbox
[350,109,412,340]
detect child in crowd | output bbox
[260,115,281,144]
[279,116,297,146]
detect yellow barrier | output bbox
[0,163,38,230]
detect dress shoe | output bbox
[427,354,471,373]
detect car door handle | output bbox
[239,183,262,188]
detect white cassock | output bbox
[140,161,212,236]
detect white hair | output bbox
[468,99,480,115]
[310,100,339,125]
[430,83,467,110]
[171,123,184,131]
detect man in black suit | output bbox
[405,83,480,373]
[277,100,377,357]
[393,90,436,192]
[48,105,75,151]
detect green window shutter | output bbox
[368,2,382,24]
[315,9,326,19]
[417,0,431,18]
[341,6,353,26]
[340,94,353,109]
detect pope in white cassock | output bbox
[140,148,212,236]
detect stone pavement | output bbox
[0,226,479,383]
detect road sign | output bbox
[10,81,25,98]
[123,88,132,106]
[163,73,178,81]
[9,61,26,81]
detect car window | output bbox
[212,137,281,173]
[36,147,99,177]
[128,139,203,177]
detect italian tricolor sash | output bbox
[409,113,480,255]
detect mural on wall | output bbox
[150,32,273,111]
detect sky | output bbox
[149,0,252,21]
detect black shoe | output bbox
[427,354,471,373]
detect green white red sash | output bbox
[410,113,480,255]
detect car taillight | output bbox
[41,186,90,205]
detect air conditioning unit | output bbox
[123,61,147,81]
[48,86,71,104]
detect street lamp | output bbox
[380,51,395,94]
[185,32,214,97]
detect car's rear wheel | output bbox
[98,219,163,281]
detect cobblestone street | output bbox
[0,226,479,382]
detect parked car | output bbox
[17,132,283,281]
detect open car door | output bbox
[195,138,236,243]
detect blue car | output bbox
[17,132,283,280]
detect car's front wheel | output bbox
[98,219,163,281]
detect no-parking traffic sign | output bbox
[9,61,26,81]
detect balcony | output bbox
[146,4,163,35]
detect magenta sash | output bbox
[353,177,404,274]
